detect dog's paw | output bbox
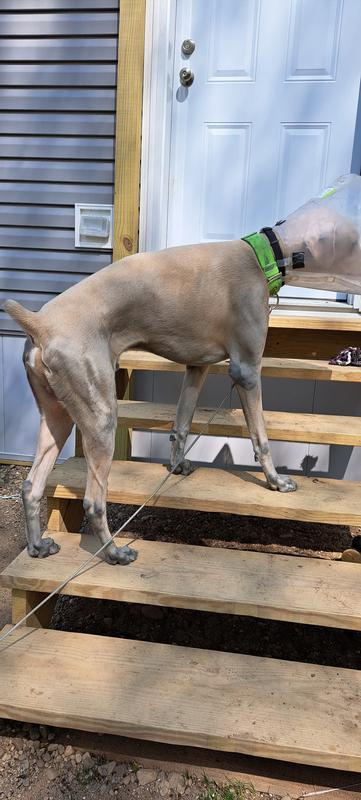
[167,459,195,477]
[103,544,138,566]
[27,537,61,558]
[275,475,297,493]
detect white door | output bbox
[167,0,361,252]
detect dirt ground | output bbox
[1,464,361,800]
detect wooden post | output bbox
[112,0,146,458]
[113,0,146,262]
[114,367,134,460]
[47,497,84,533]
[12,589,57,629]
[75,428,83,457]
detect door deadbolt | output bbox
[179,67,194,87]
[181,38,195,55]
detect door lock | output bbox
[181,38,195,56]
[179,67,194,87]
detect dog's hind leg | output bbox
[42,342,137,566]
[78,394,137,566]
[169,365,209,476]
[230,360,297,492]
[23,357,74,558]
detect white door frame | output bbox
[139,0,176,253]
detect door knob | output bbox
[181,38,195,55]
[179,67,194,87]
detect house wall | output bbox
[0,0,119,460]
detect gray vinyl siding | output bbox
[0,114,115,135]
[0,0,119,334]
[0,0,118,8]
[0,334,75,461]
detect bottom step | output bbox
[1,626,361,771]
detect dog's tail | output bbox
[4,299,42,342]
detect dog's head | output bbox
[279,206,360,272]
[277,174,361,293]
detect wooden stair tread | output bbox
[268,312,361,331]
[2,532,361,629]
[118,401,361,445]
[119,350,361,382]
[1,625,361,770]
[46,458,361,526]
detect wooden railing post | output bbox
[114,367,134,459]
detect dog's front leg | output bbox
[230,361,296,492]
[169,365,209,476]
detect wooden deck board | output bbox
[268,313,361,331]
[118,351,361,382]
[1,625,361,771]
[117,401,361,445]
[46,458,361,526]
[2,533,361,629]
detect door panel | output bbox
[201,123,250,239]
[275,124,331,220]
[286,0,342,81]
[207,0,260,82]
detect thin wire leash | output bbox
[0,384,235,645]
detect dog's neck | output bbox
[265,226,306,280]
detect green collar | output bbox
[241,231,283,296]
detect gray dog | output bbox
[5,237,297,566]
[6,175,361,565]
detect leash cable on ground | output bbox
[0,384,235,645]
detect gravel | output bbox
[0,720,277,800]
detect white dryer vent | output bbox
[75,204,113,249]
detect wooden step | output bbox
[268,312,361,331]
[119,350,361,382]
[46,458,361,526]
[1,625,361,771]
[117,400,361,445]
[2,532,361,629]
